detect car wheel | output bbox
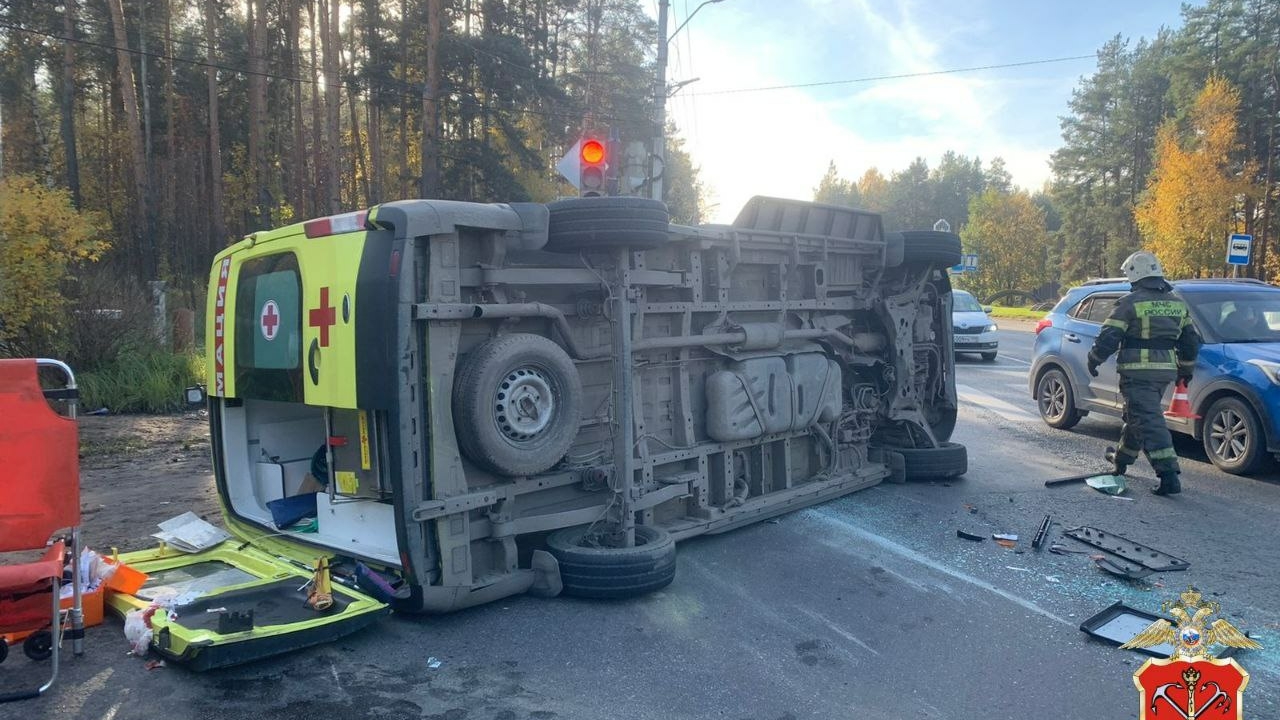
[1202,396,1267,475]
[896,442,967,480]
[1036,367,1081,429]
[548,525,677,599]
[981,351,997,362]
[453,334,584,477]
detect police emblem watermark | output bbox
[1124,588,1261,719]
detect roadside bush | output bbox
[0,175,108,357]
[79,349,204,414]
[64,268,158,373]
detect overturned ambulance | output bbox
[108,196,966,668]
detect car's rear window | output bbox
[234,252,305,401]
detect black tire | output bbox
[1202,396,1267,475]
[896,441,967,480]
[900,230,963,268]
[884,231,905,268]
[453,334,583,477]
[545,197,670,253]
[1036,367,1081,430]
[981,352,997,362]
[23,631,52,661]
[0,638,8,664]
[548,525,677,599]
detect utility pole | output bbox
[651,0,669,203]
[421,0,442,199]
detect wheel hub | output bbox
[495,368,554,440]
[1041,377,1066,419]
[1210,409,1248,461]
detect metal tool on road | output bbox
[1044,471,1106,487]
[1064,526,1190,572]
[1031,514,1052,550]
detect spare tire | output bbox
[453,334,583,477]
[896,441,967,480]
[548,525,677,599]
[901,230,962,268]
[545,197,670,253]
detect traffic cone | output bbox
[1164,380,1200,420]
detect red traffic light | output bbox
[581,139,606,164]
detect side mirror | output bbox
[184,385,207,407]
[982,306,993,314]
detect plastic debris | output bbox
[995,539,1017,549]
[1085,474,1128,495]
[992,533,1018,541]
[956,530,984,542]
[144,659,166,670]
[427,657,443,669]
[1004,566,1032,573]
[1044,575,1061,583]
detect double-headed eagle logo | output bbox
[1122,588,1260,658]
[1123,588,1261,720]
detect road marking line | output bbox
[805,509,1072,627]
[798,607,881,655]
[998,355,1032,366]
[955,383,1039,423]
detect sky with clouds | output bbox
[653,0,1188,222]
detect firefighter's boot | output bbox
[1104,446,1129,477]
[1152,472,1182,496]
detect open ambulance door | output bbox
[104,541,387,671]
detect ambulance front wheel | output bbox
[453,333,583,477]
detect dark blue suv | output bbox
[1030,278,1280,475]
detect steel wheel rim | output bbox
[494,367,555,441]
[1209,408,1248,462]
[1040,376,1066,420]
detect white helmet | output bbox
[1121,251,1164,282]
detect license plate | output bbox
[954,335,977,344]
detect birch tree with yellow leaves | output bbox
[1135,77,1258,278]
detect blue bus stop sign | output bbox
[1227,234,1252,265]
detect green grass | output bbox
[79,349,205,413]
[987,306,1048,321]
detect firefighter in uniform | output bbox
[1087,251,1202,495]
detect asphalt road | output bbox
[6,324,1279,720]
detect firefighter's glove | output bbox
[1087,357,1100,378]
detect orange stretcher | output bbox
[0,358,84,702]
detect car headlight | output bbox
[987,323,999,333]
[1246,359,1280,385]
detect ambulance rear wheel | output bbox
[548,525,677,599]
[900,230,963,268]
[453,334,583,477]
[544,197,670,252]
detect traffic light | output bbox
[579,137,607,197]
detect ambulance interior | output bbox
[222,255,400,566]
[219,400,400,566]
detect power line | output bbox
[686,54,1097,97]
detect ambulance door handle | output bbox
[308,339,321,384]
[1064,333,1081,343]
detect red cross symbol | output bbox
[308,286,336,347]
[260,300,280,340]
